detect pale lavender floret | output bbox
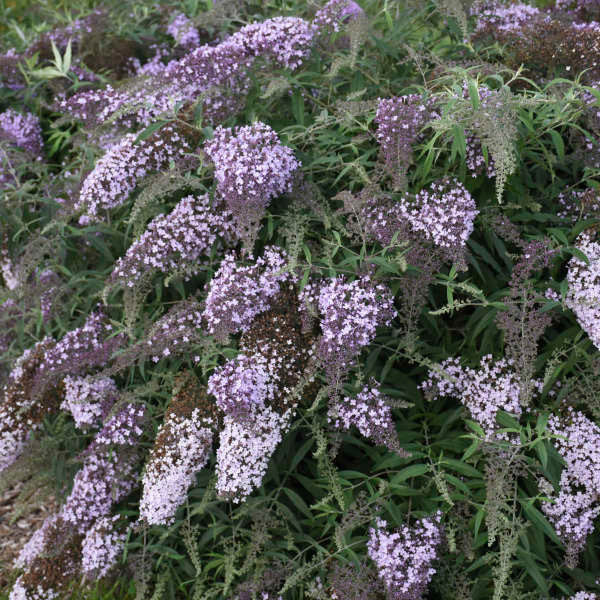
[566,232,600,350]
[215,405,292,503]
[311,274,396,385]
[14,514,59,569]
[202,247,293,341]
[542,409,600,566]
[76,128,191,219]
[9,577,58,600]
[0,109,43,156]
[139,409,214,525]
[109,194,234,288]
[208,353,277,421]
[81,515,127,579]
[331,381,403,453]
[313,0,364,34]
[564,593,600,600]
[61,375,118,430]
[203,122,300,246]
[167,12,200,48]
[367,513,443,600]
[421,355,543,441]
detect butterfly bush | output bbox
[61,375,119,430]
[202,247,293,341]
[215,405,292,503]
[566,232,600,350]
[542,409,600,567]
[62,403,145,532]
[367,513,443,600]
[0,109,43,156]
[37,308,124,388]
[375,95,433,189]
[109,194,234,288]
[473,2,541,34]
[303,274,396,387]
[313,0,365,35]
[14,513,59,569]
[76,126,192,219]
[422,355,543,441]
[203,122,300,247]
[0,339,60,473]
[330,380,407,455]
[167,12,200,48]
[140,407,214,526]
[81,516,127,579]
[62,16,314,131]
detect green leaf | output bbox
[390,464,429,485]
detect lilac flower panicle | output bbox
[313,0,365,35]
[38,308,124,385]
[312,274,396,385]
[397,178,478,253]
[367,513,443,600]
[232,17,315,70]
[202,247,293,341]
[542,409,600,566]
[81,516,127,579]
[140,407,214,525]
[110,194,234,288]
[208,353,278,420]
[0,109,43,156]
[167,13,200,48]
[421,355,542,441]
[14,514,59,569]
[215,405,292,503]
[61,375,119,430]
[203,123,300,246]
[76,127,192,219]
[331,381,406,455]
[9,576,59,600]
[566,232,600,350]
[375,95,433,189]
[62,403,145,532]
[473,2,541,34]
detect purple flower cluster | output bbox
[81,516,126,579]
[0,338,57,473]
[473,2,541,34]
[542,409,600,567]
[566,232,600,350]
[76,127,192,219]
[203,122,300,247]
[398,179,478,253]
[208,352,278,421]
[14,514,59,569]
[313,0,365,35]
[422,355,542,441]
[235,17,315,70]
[367,513,443,600]
[216,404,292,503]
[167,13,200,48]
[330,381,406,455]
[10,577,59,600]
[140,407,214,525]
[62,17,314,131]
[375,95,433,189]
[62,403,145,532]
[37,308,124,385]
[304,274,396,386]
[61,375,118,430]
[0,109,43,156]
[558,188,600,221]
[202,247,293,341]
[109,194,234,288]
